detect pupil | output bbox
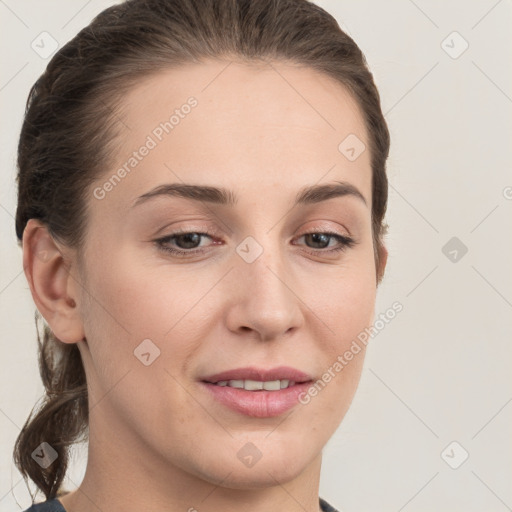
[177,233,200,249]
[307,233,329,249]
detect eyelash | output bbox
[154,229,357,258]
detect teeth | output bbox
[212,379,295,390]
[244,379,263,390]
[263,380,280,391]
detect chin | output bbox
[208,464,307,490]
[194,445,315,490]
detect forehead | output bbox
[91,59,372,216]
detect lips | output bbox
[200,380,314,418]
[202,380,314,417]
[199,365,315,417]
[201,365,313,384]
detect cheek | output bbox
[310,254,377,340]
[327,277,376,339]
[82,242,174,331]
[79,245,214,384]
[306,256,376,397]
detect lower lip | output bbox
[200,381,313,418]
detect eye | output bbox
[154,229,216,258]
[293,231,356,256]
[154,229,357,258]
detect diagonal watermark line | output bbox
[406,265,438,298]
[384,62,439,117]
[164,267,234,336]
[199,471,233,503]
[390,183,439,233]
[0,407,22,432]
[398,472,439,511]
[264,408,297,438]
[369,368,439,438]
[267,61,336,130]
[61,0,92,29]
[98,98,131,131]
[163,368,234,438]
[201,61,233,92]
[0,201,15,220]
[471,0,504,30]
[0,267,24,296]
[470,204,499,233]
[471,265,512,308]
[267,164,337,234]
[472,471,512,511]
[265,266,336,335]
[0,476,24,505]
[64,475,106,512]
[408,0,439,28]
[472,396,512,439]
[264,470,308,512]
[472,61,512,104]
[164,163,234,235]
[0,62,29,91]
[65,269,132,335]
[89,369,132,412]
[0,0,29,28]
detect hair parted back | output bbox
[14,0,390,501]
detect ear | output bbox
[376,243,388,286]
[22,219,85,344]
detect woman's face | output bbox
[73,59,384,488]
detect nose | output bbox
[224,242,305,341]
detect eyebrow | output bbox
[132,180,367,208]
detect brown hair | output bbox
[13,0,390,501]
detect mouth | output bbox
[200,365,313,386]
[202,378,308,391]
[199,366,314,418]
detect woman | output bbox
[14,0,390,511]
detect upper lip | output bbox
[201,366,313,384]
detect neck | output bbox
[59,409,324,512]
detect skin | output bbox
[23,59,387,512]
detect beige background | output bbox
[1,1,511,511]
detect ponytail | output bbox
[13,311,88,500]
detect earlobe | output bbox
[22,219,85,344]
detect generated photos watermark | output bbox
[93,96,198,200]
[298,301,403,405]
